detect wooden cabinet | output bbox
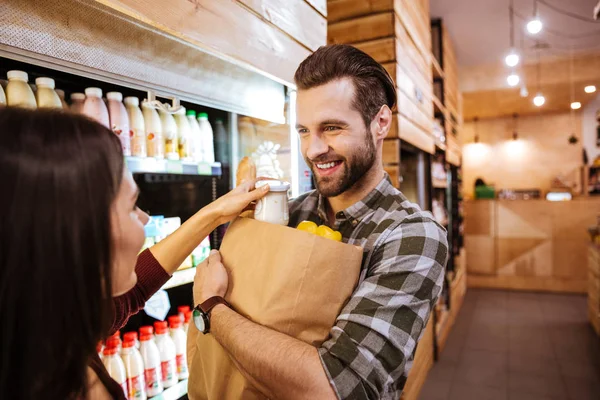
[590,245,600,336]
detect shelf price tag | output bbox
[166,161,183,174]
[144,289,171,321]
[197,163,212,175]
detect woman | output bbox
[0,107,268,399]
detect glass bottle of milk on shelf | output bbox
[124,97,147,158]
[174,107,193,161]
[186,110,203,163]
[160,109,179,161]
[198,112,215,164]
[6,70,37,108]
[35,78,62,109]
[55,89,69,109]
[107,92,131,156]
[70,93,86,114]
[82,87,110,128]
[142,101,165,159]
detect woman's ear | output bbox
[372,105,393,141]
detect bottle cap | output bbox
[71,92,85,101]
[140,333,153,342]
[178,305,191,315]
[7,70,28,82]
[140,326,153,335]
[198,112,209,119]
[123,332,138,343]
[35,77,55,89]
[168,315,182,329]
[122,340,135,349]
[84,87,102,98]
[186,110,196,118]
[103,347,118,356]
[124,96,139,106]
[106,91,123,101]
[184,310,192,323]
[105,337,120,349]
[154,321,168,334]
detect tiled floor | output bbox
[418,289,600,400]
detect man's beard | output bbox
[307,133,376,198]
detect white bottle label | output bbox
[176,354,188,376]
[144,368,161,392]
[160,359,176,383]
[126,374,145,399]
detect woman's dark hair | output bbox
[294,44,397,128]
[0,108,124,398]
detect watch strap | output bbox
[199,296,231,316]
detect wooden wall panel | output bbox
[394,15,431,86]
[384,165,401,188]
[393,0,431,64]
[328,12,394,44]
[383,138,400,165]
[240,0,327,51]
[95,0,311,85]
[327,0,392,23]
[354,37,396,63]
[398,115,435,154]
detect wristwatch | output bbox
[193,296,231,334]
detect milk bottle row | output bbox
[0,70,220,164]
[99,311,191,399]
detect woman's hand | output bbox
[208,179,270,226]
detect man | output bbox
[193,44,448,399]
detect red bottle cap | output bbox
[122,340,135,349]
[105,337,120,349]
[140,333,153,342]
[139,326,153,335]
[154,321,168,334]
[103,346,118,356]
[184,310,192,323]
[178,305,191,315]
[168,315,182,329]
[123,332,138,343]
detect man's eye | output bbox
[324,126,340,132]
[297,128,309,134]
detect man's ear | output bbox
[371,105,393,141]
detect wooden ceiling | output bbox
[460,51,600,121]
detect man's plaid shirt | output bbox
[288,174,448,400]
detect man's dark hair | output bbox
[294,44,397,128]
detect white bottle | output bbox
[124,97,147,158]
[186,110,203,163]
[107,92,131,156]
[6,70,37,109]
[35,77,62,109]
[123,332,140,350]
[142,102,165,159]
[139,330,164,396]
[70,92,86,114]
[153,321,178,388]
[121,340,147,400]
[160,109,179,161]
[174,108,193,161]
[103,346,128,398]
[168,316,189,380]
[82,87,110,128]
[55,89,69,109]
[198,113,215,163]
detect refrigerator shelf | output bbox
[126,157,222,177]
[149,379,188,400]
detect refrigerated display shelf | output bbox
[150,379,188,400]
[161,268,196,290]
[127,156,222,177]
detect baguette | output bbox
[236,156,257,186]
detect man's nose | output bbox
[305,134,330,161]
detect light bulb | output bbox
[505,51,520,67]
[585,85,597,94]
[527,18,543,34]
[533,94,545,107]
[507,74,520,87]
[571,102,581,110]
[520,86,529,97]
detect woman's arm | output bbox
[149,179,269,275]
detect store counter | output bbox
[590,244,600,336]
[464,198,600,293]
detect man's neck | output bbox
[325,165,385,225]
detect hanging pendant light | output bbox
[505,1,520,67]
[533,46,545,107]
[473,117,480,143]
[507,72,520,87]
[512,113,519,141]
[527,0,543,35]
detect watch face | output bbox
[193,309,206,332]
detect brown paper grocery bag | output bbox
[187,217,363,400]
